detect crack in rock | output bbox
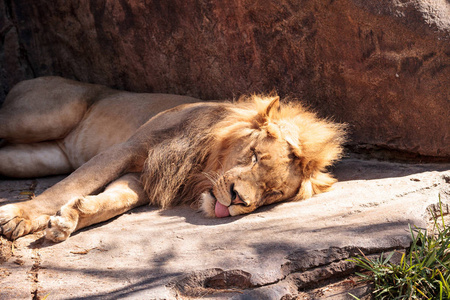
[286,260,357,290]
[281,245,403,276]
[27,249,41,300]
[169,245,406,297]
[395,184,439,198]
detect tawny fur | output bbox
[142,95,346,209]
[0,77,346,241]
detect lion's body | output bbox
[0,77,200,177]
[0,77,345,242]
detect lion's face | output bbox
[200,129,302,218]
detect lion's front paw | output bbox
[0,204,49,240]
[0,204,28,239]
[45,215,77,242]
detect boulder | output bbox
[0,0,449,158]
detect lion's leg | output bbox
[0,142,145,240]
[0,142,73,178]
[0,77,97,144]
[46,173,148,242]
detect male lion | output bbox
[0,77,345,242]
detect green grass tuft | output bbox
[349,195,450,299]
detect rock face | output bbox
[1,0,449,158]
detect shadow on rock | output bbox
[332,158,450,182]
[158,205,246,226]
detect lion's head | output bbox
[143,95,345,218]
[199,127,303,217]
[198,95,346,218]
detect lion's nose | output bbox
[229,184,248,206]
[230,184,237,202]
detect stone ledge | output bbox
[0,158,449,299]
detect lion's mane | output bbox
[142,95,345,209]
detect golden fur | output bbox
[0,77,345,241]
[143,95,345,211]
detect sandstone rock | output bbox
[0,0,449,158]
[0,1,34,103]
[0,159,449,299]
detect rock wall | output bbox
[1,0,449,158]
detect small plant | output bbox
[349,195,450,299]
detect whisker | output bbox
[202,171,222,187]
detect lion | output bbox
[0,76,345,242]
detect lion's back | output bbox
[62,92,200,167]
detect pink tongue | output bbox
[215,201,230,218]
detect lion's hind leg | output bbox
[0,77,95,144]
[0,142,73,178]
[46,173,148,242]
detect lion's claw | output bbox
[12,219,33,240]
[0,204,49,240]
[0,205,22,239]
[0,217,29,240]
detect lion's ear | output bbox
[264,96,280,120]
[256,96,280,126]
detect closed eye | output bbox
[251,148,258,164]
[251,153,257,164]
